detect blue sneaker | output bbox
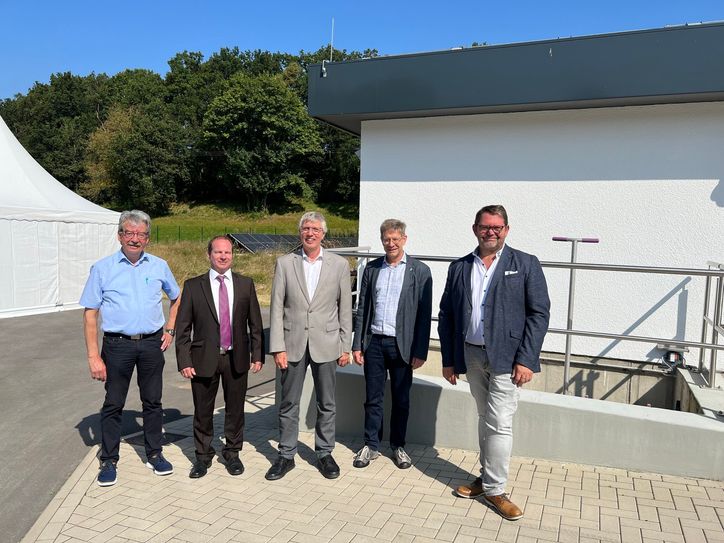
[146,453,173,476]
[97,460,117,487]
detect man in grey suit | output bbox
[352,219,432,470]
[438,205,550,521]
[266,211,353,480]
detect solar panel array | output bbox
[229,233,359,254]
[229,233,301,254]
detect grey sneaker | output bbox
[353,445,380,468]
[393,447,412,469]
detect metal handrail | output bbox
[699,261,724,389]
[331,249,724,392]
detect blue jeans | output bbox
[100,332,165,462]
[464,343,519,497]
[363,335,413,450]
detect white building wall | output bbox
[358,102,724,362]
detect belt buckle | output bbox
[130,334,142,340]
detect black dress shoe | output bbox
[189,459,212,479]
[317,454,340,479]
[265,456,295,481]
[225,456,244,476]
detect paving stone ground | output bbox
[23,391,724,543]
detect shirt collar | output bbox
[117,249,148,265]
[384,251,407,267]
[472,243,506,263]
[303,247,324,263]
[209,268,232,281]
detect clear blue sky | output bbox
[2,0,722,100]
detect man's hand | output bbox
[411,357,426,370]
[274,352,288,370]
[352,350,364,365]
[250,361,263,373]
[180,367,196,379]
[88,354,107,382]
[512,363,533,387]
[337,352,350,367]
[442,366,458,385]
[160,331,174,351]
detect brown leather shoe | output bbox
[483,493,523,521]
[454,477,483,498]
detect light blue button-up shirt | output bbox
[370,253,407,337]
[80,250,180,335]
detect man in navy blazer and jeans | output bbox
[352,219,433,470]
[438,205,550,521]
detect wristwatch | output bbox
[164,329,176,337]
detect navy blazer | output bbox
[438,246,550,375]
[352,255,433,364]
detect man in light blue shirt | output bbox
[81,210,180,487]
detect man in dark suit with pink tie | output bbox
[176,236,264,478]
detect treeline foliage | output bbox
[0,46,375,214]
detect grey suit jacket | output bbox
[269,249,353,363]
[352,255,433,364]
[438,246,550,375]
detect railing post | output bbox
[699,272,712,373]
[710,275,723,389]
[553,237,599,395]
[354,247,371,312]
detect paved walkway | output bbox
[23,391,724,543]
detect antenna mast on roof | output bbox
[329,17,335,61]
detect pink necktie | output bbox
[217,276,232,349]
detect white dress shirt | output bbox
[209,268,234,335]
[466,245,505,346]
[302,248,324,300]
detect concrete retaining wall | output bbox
[289,365,724,480]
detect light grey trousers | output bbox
[277,347,336,459]
[464,343,520,497]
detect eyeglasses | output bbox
[300,227,323,234]
[476,225,507,234]
[121,231,150,240]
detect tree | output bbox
[107,69,165,110]
[0,72,111,190]
[82,106,188,214]
[203,73,322,210]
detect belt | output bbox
[219,348,233,355]
[104,328,163,340]
[465,341,486,349]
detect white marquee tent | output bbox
[0,116,119,318]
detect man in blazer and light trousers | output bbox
[267,211,353,481]
[175,236,264,479]
[352,219,432,470]
[438,205,550,521]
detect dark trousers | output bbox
[100,332,165,462]
[363,335,413,450]
[191,352,249,462]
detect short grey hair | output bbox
[379,219,406,237]
[298,211,328,234]
[118,210,151,233]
